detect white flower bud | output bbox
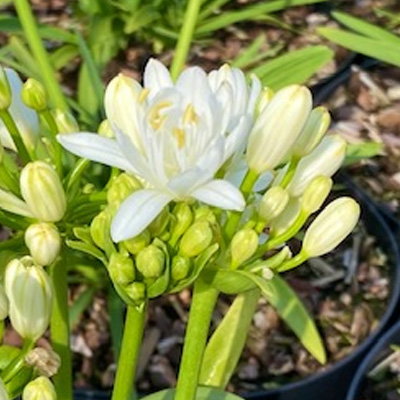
[287,135,346,197]
[246,85,312,174]
[0,283,8,320]
[231,229,259,268]
[291,106,331,158]
[302,197,360,257]
[258,186,289,222]
[301,176,332,214]
[25,223,61,266]
[269,198,301,237]
[20,161,66,222]
[22,377,56,400]
[52,109,79,134]
[5,257,53,341]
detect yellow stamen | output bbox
[138,88,150,104]
[148,101,172,130]
[173,127,186,149]
[183,104,198,125]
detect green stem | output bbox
[170,0,203,80]
[1,339,34,383]
[0,109,31,163]
[111,305,146,400]
[50,255,73,400]
[0,166,19,195]
[277,251,308,272]
[279,157,300,189]
[175,279,218,400]
[14,0,68,110]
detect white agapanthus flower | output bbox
[0,68,39,151]
[59,59,261,241]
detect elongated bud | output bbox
[287,135,346,197]
[247,85,312,173]
[170,203,193,242]
[136,244,165,278]
[21,79,47,112]
[301,176,332,214]
[0,283,8,320]
[20,161,66,222]
[291,107,331,158]
[90,210,111,250]
[5,257,52,340]
[108,252,135,286]
[125,281,146,303]
[98,119,114,138]
[25,223,61,266]
[302,197,360,257]
[123,230,151,255]
[231,229,258,268]
[22,377,56,400]
[269,198,301,236]
[256,87,274,115]
[179,221,213,257]
[0,378,8,400]
[52,109,79,134]
[107,173,142,208]
[148,207,170,237]
[194,206,217,224]
[0,67,11,110]
[171,255,192,281]
[25,348,61,378]
[259,186,289,222]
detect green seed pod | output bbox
[21,78,47,111]
[231,228,259,268]
[171,255,192,281]
[258,186,289,222]
[136,244,165,279]
[125,281,146,303]
[0,66,11,110]
[108,252,135,286]
[107,173,142,208]
[22,377,56,400]
[179,220,213,257]
[301,176,332,215]
[123,229,151,255]
[90,210,111,250]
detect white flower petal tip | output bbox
[191,179,246,211]
[110,189,172,242]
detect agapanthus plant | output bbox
[0,58,360,400]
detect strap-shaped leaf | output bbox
[141,387,246,400]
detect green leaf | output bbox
[0,345,20,370]
[261,274,326,364]
[344,142,383,166]
[66,240,108,265]
[318,27,400,68]
[50,44,79,71]
[200,289,260,387]
[251,45,334,90]
[203,268,256,294]
[107,286,125,359]
[332,11,400,45]
[141,387,245,400]
[69,287,96,326]
[231,34,265,68]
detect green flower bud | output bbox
[301,176,332,215]
[269,198,301,237]
[291,106,331,158]
[52,109,79,134]
[107,173,142,208]
[171,255,192,281]
[20,161,66,222]
[170,203,193,243]
[25,347,60,378]
[303,197,360,257]
[179,221,213,257]
[25,223,61,266]
[259,186,289,222]
[148,207,170,237]
[21,79,47,112]
[0,66,11,110]
[98,119,114,138]
[231,229,259,268]
[5,257,52,341]
[22,377,56,400]
[90,210,111,250]
[125,281,146,303]
[194,206,217,224]
[0,283,8,321]
[108,252,135,286]
[123,230,151,255]
[136,244,165,279]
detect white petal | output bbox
[247,74,262,116]
[224,115,252,161]
[111,189,172,242]
[191,179,245,211]
[57,133,134,172]
[0,188,33,217]
[143,59,173,99]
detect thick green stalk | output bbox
[14,0,68,110]
[170,0,203,80]
[0,110,31,163]
[50,256,73,400]
[111,305,146,400]
[1,339,34,383]
[175,279,219,400]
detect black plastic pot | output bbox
[346,317,400,400]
